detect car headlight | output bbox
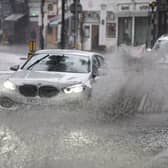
[3,80,16,90]
[64,84,84,94]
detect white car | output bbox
[151,35,168,64]
[0,49,104,108]
[153,34,168,50]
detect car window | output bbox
[95,55,104,67]
[22,54,91,73]
[92,56,99,69]
[153,40,168,50]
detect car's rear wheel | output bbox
[0,97,15,108]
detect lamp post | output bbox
[40,0,45,49]
[149,1,157,46]
[61,0,66,49]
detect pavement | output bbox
[0,44,29,55]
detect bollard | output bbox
[27,40,36,59]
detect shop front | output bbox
[3,14,28,44]
[117,2,150,46]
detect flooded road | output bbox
[0,104,148,168]
[0,48,168,168]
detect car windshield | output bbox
[153,39,168,50]
[22,54,90,73]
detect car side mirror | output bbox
[10,65,20,71]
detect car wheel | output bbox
[0,97,15,108]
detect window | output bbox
[84,25,90,38]
[153,40,168,50]
[95,55,104,67]
[22,54,91,73]
[47,26,52,35]
[106,23,116,38]
[92,56,99,70]
[48,4,53,11]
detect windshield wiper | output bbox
[27,54,49,70]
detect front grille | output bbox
[19,84,59,98]
[39,86,59,98]
[19,85,37,97]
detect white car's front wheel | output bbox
[0,97,15,108]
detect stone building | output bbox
[80,0,153,50]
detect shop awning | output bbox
[49,14,71,27]
[5,14,25,21]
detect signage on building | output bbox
[121,6,130,11]
[84,11,100,23]
[139,5,149,10]
[118,3,150,13]
[137,4,149,11]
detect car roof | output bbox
[35,49,103,58]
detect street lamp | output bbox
[149,1,157,46]
[61,0,66,49]
[40,0,45,49]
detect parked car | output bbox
[152,34,168,51]
[0,49,104,108]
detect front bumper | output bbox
[0,87,91,106]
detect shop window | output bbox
[84,25,90,38]
[48,4,53,11]
[47,26,52,35]
[106,23,116,38]
[118,17,132,45]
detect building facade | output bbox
[155,0,168,39]
[28,0,59,48]
[80,0,153,51]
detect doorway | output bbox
[118,17,132,45]
[134,17,148,46]
[91,25,99,50]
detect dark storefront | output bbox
[156,0,168,37]
[4,14,28,43]
[0,0,29,44]
[134,17,148,46]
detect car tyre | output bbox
[0,97,15,108]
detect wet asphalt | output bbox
[0,47,168,168]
